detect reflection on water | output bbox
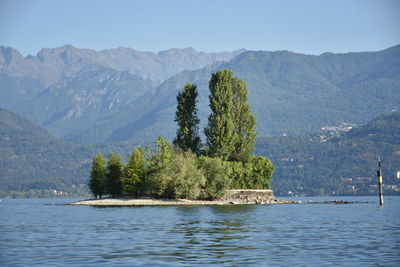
[169,205,260,265]
[1,197,399,266]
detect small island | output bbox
[75,70,289,206]
[70,189,298,206]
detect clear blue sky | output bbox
[1,0,399,56]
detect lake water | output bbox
[0,196,399,266]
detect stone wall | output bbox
[220,189,278,204]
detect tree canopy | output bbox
[87,69,273,199]
[173,83,201,155]
[205,69,256,162]
[106,153,123,197]
[123,147,145,195]
[89,154,106,199]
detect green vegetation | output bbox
[89,154,106,199]
[123,148,146,196]
[229,156,274,189]
[106,153,124,197]
[205,69,256,161]
[147,138,206,199]
[88,70,273,199]
[196,156,230,199]
[205,70,237,160]
[0,108,141,198]
[230,75,256,162]
[256,112,400,196]
[173,83,201,155]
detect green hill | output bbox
[256,112,400,196]
[0,109,135,197]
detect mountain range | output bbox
[1,44,399,144]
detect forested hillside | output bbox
[256,112,400,196]
[0,109,134,197]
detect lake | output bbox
[1,196,399,266]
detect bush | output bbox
[227,155,274,189]
[171,151,206,199]
[146,137,206,199]
[197,156,231,199]
[245,155,274,189]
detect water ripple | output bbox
[1,197,399,266]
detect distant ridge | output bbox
[1,44,399,144]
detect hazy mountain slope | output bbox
[67,45,400,144]
[1,45,399,145]
[17,66,157,137]
[0,45,244,85]
[0,45,244,138]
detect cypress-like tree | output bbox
[123,147,146,196]
[204,69,256,162]
[173,83,201,155]
[230,77,256,162]
[204,69,236,160]
[106,153,123,198]
[89,154,106,199]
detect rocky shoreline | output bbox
[69,189,299,206]
[69,189,367,206]
[69,197,297,206]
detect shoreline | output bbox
[69,197,299,206]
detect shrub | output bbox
[245,155,274,189]
[197,156,231,199]
[227,155,274,189]
[171,150,206,199]
[146,137,206,199]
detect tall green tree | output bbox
[147,137,174,197]
[204,70,236,160]
[204,69,256,161]
[89,154,106,199]
[230,77,256,162]
[106,153,123,197]
[174,83,201,155]
[123,147,146,196]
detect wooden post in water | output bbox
[377,157,384,207]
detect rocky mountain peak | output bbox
[0,46,24,65]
